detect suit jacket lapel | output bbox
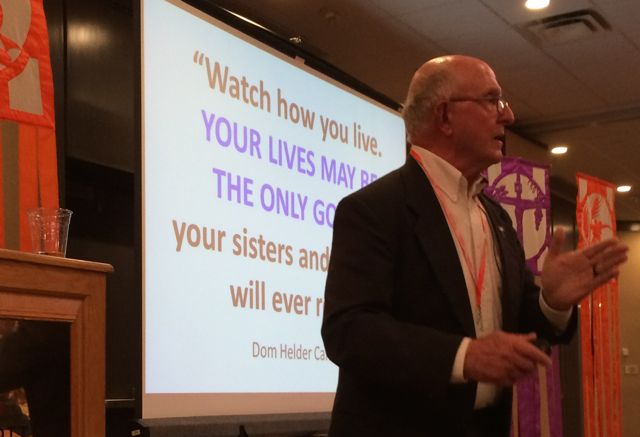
[401,159,476,337]
[479,194,517,332]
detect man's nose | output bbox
[500,105,515,125]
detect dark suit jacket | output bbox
[321,157,576,437]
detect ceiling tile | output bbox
[400,1,508,42]
[367,0,455,17]
[495,52,602,118]
[594,0,640,38]
[504,94,543,120]
[544,33,640,106]
[628,31,640,46]
[436,28,534,67]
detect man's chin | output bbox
[488,151,503,165]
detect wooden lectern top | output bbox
[0,247,113,271]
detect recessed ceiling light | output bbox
[550,145,568,155]
[630,223,640,232]
[525,0,550,10]
[617,185,631,193]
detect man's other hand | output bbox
[463,331,552,386]
[541,227,628,311]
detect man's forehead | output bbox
[455,63,501,93]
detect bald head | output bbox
[402,55,495,143]
[402,55,515,181]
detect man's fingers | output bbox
[465,332,553,386]
[547,227,565,257]
[582,238,625,259]
[510,353,536,374]
[514,338,552,367]
[591,244,628,286]
[595,253,628,275]
[592,268,620,289]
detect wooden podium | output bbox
[0,249,113,437]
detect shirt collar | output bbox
[410,145,487,202]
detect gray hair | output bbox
[401,69,454,142]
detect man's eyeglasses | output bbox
[448,96,510,115]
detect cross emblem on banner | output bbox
[0,0,54,128]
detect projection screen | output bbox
[142,0,406,418]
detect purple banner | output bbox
[485,157,551,276]
[485,157,562,437]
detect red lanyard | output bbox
[411,150,489,310]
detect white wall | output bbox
[618,230,640,437]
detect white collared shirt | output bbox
[411,145,502,407]
[410,145,572,408]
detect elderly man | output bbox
[321,55,628,437]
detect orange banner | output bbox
[576,173,621,437]
[17,123,38,250]
[0,0,58,251]
[0,122,4,247]
[35,123,58,208]
[0,0,55,128]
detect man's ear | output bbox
[435,102,453,136]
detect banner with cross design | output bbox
[0,0,58,250]
[485,156,562,437]
[0,0,55,127]
[576,173,621,437]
